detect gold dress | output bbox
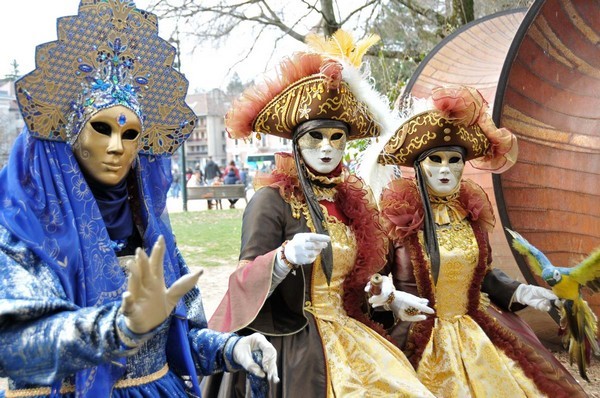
[308,215,434,398]
[415,216,545,397]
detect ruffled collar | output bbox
[428,190,468,226]
[305,163,344,186]
[380,178,495,241]
[306,166,346,202]
[253,152,346,202]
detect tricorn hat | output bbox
[379,86,518,173]
[226,30,394,141]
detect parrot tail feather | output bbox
[561,298,599,382]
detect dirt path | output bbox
[194,264,236,319]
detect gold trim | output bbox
[253,75,379,140]
[114,363,169,388]
[6,364,169,397]
[6,385,75,397]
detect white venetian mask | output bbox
[421,150,465,196]
[298,127,347,174]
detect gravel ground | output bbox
[2,263,598,396]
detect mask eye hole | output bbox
[428,155,442,163]
[331,132,344,141]
[122,129,140,140]
[308,131,323,140]
[449,156,461,163]
[91,122,112,136]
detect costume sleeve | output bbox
[188,328,241,375]
[0,244,150,385]
[482,268,526,312]
[386,239,420,348]
[179,279,242,376]
[391,241,419,297]
[209,187,307,334]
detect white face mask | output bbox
[421,150,465,196]
[298,127,347,174]
[73,105,141,186]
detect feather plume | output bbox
[306,29,380,67]
[226,53,323,139]
[562,298,600,381]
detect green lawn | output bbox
[168,209,244,268]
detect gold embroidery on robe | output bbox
[416,215,545,397]
[307,211,435,397]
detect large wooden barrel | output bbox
[403,8,527,108]
[400,8,527,282]
[494,0,600,323]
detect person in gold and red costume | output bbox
[201,30,436,398]
[362,86,587,397]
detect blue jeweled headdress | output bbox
[15,0,196,155]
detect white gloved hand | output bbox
[513,284,558,312]
[365,275,434,322]
[121,236,203,334]
[233,333,280,383]
[282,233,330,266]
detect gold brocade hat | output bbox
[226,30,394,141]
[15,0,196,155]
[379,86,518,173]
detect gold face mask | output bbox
[298,127,347,174]
[422,150,465,196]
[73,105,141,186]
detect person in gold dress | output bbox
[201,30,435,397]
[363,86,587,397]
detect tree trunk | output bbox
[320,0,342,36]
[453,0,475,25]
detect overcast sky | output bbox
[1,0,301,92]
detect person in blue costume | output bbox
[0,1,278,397]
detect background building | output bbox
[0,78,24,168]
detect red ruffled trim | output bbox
[405,232,436,367]
[338,175,391,340]
[380,178,424,241]
[459,180,495,232]
[253,152,304,203]
[380,178,495,238]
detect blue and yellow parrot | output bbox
[506,228,600,381]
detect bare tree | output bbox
[148,0,530,96]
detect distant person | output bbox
[204,156,222,183]
[224,160,241,181]
[170,169,182,198]
[187,170,203,187]
[223,160,241,209]
[204,157,222,210]
[240,167,249,188]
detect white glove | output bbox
[280,233,330,267]
[512,284,558,312]
[365,275,434,322]
[121,236,203,334]
[233,333,280,383]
